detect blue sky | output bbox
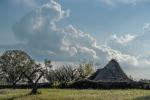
[1,0,150,79]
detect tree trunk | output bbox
[12,83,16,89]
[30,84,38,95]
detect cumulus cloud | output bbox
[0,0,138,72]
[106,23,150,69]
[100,0,150,5]
[110,34,137,45]
[93,44,138,67]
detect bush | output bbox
[68,80,150,89]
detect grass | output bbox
[0,89,150,100]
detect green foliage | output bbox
[128,75,134,81]
[46,65,78,85]
[0,89,150,100]
[0,50,48,94]
[0,50,34,86]
[77,63,94,80]
[46,64,94,85]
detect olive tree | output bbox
[76,63,94,80]
[0,50,49,94]
[22,63,48,94]
[46,65,78,85]
[0,50,34,88]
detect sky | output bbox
[1,0,150,79]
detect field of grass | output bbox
[0,89,150,100]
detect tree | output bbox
[22,59,52,94]
[63,65,78,82]
[46,69,56,84]
[46,65,78,85]
[44,59,52,69]
[77,63,94,80]
[0,50,51,94]
[0,50,34,88]
[56,66,73,84]
[46,63,94,86]
[22,63,47,94]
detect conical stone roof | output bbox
[89,59,130,81]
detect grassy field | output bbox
[0,89,150,100]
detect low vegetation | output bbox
[0,89,150,100]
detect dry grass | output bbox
[0,89,150,100]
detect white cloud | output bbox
[141,59,150,65]
[110,34,136,44]
[11,0,139,68]
[93,44,138,67]
[143,23,150,31]
[11,0,140,67]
